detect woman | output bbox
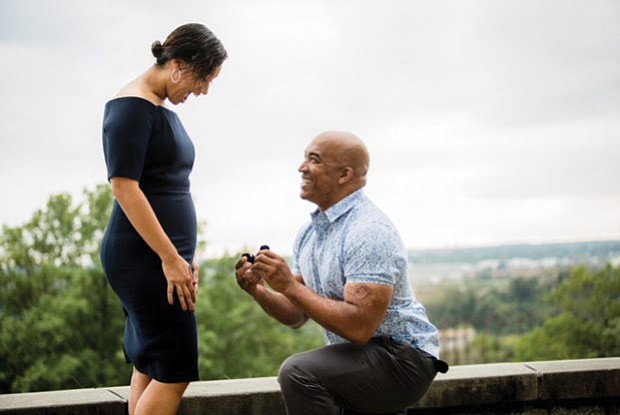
[101,23,227,415]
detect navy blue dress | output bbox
[101,97,199,383]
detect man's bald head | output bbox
[311,131,370,186]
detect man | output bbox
[235,131,447,415]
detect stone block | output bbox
[179,377,285,415]
[0,388,126,415]
[412,362,538,408]
[550,405,604,415]
[109,378,286,415]
[526,358,620,400]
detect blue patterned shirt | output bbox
[292,189,440,357]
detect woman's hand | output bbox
[162,254,196,312]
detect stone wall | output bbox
[1,358,618,415]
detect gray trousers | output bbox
[278,336,439,415]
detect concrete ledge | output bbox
[182,378,285,414]
[526,358,620,400]
[0,387,127,414]
[413,362,539,408]
[1,358,618,415]
[109,377,285,415]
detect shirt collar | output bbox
[310,189,365,228]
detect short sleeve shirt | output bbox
[292,189,440,357]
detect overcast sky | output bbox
[1,0,619,258]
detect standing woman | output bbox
[101,23,226,415]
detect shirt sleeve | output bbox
[343,221,406,286]
[291,221,311,277]
[102,99,155,181]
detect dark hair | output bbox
[151,23,227,80]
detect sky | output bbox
[1,0,619,258]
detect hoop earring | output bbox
[171,68,181,84]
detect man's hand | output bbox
[251,250,296,294]
[235,255,264,296]
[248,248,393,346]
[234,249,309,328]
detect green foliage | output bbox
[425,274,555,336]
[425,266,619,364]
[0,185,127,392]
[0,185,323,393]
[470,333,519,363]
[514,265,620,361]
[196,255,323,380]
[3,185,617,393]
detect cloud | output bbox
[1,0,619,256]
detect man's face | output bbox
[298,138,343,211]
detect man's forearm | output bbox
[253,285,308,328]
[281,282,368,345]
[281,281,392,346]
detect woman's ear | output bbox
[169,59,180,70]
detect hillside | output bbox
[409,239,620,265]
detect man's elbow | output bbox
[287,321,305,330]
[286,315,309,330]
[348,329,375,347]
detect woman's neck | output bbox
[140,66,167,105]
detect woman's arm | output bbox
[110,177,196,311]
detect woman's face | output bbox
[168,64,222,105]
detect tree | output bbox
[425,275,553,336]
[0,184,128,393]
[196,255,323,380]
[514,265,620,361]
[0,185,324,393]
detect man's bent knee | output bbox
[278,353,304,387]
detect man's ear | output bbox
[337,167,354,184]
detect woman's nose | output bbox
[195,82,209,96]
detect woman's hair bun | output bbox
[151,40,164,59]
[150,23,227,72]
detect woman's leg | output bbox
[133,378,189,415]
[129,367,190,415]
[129,368,152,415]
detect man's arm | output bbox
[252,251,392,346]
